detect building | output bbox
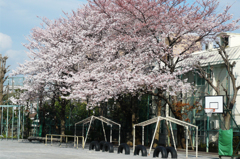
[180,33,240,146]
[3,77,24,94]
[148,33,240,149]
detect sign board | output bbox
[205,96,224,113]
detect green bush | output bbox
[1,134,18,139]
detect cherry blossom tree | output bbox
[11,14,83,135]
[12,0,239,146]
[64,0,239,147]
[64,0,239,106]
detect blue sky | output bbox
[0,0,240,74]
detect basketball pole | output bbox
[206,115,209,153]
[207,73,210,153]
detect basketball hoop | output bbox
[204,108,215,117]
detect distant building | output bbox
[3,77,24,94]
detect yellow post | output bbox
[77,137,78,149]
[66,136,68,148]
[51,135,52,146]
[82,136,84,149]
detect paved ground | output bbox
[0,139,234,159]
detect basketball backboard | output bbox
[205,96,223,113]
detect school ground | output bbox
[0,139,234,159]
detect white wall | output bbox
[229,35,240,47]
[232,60,240,125]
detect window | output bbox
[206,68,212,79]
[221,36,229,47]
[196,73,205,86]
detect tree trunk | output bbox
[59,100,66,143]
[165,121,171,147]
[131,95,138,146]
[118,97,131,144]
[174,111,186,149]
[170,96,186,149]
[61,119,65,135]
[153,98,161,148]
[99,104,104,116]
[54,115,59,134]
[177,124,186,149]
[131,111,136,137]
[224,112,231,130]
[60,100,66,135]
